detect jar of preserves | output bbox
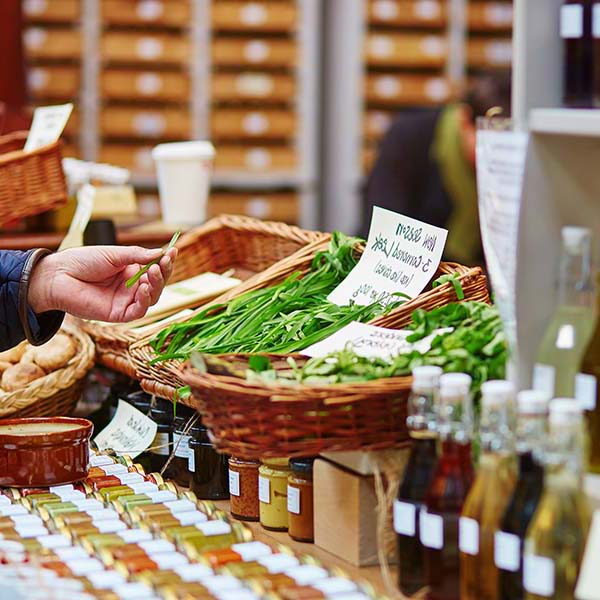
[148,399,174,475]
[228,457,260,522]
[287,457,315,543]
[170,405,195,487]
[189,425,229,500]
[259,458,291,532]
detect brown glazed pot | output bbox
[0,417,93,487]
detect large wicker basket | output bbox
[131,234,489,401]
[0,131,68,225]
[0,323,95,419]
[80,215,326,377]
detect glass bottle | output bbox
[460,380,517,600]
[189,425,229,500]
[523,399,592,600]
[287,457,315,543]
[422,373,474,600]
[562,0,594,107]
[395,365,442,596]
[497,390,549,600]
[148,399,174,475]
[533,227,596,398]
[170,405,196,487]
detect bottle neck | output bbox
[407,385,437,434]
[544,420,587,482]
[515,413,547,461]
[557,245,594,308]
[480,401,515,455]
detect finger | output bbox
[123,282,151,321]
[159,252,175,283]
[146,263,164,306]
[105,246,164,270]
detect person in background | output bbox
[362,71,512,266]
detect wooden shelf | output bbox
[530,108,600,138]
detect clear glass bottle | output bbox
[148,399,174,475]
[534,227,596,398]
[170,405,196,487]
[395,365,442,596]
[523,399,592,600]
[497,390,549,600]
[422,373,474,600]
[460,380,517,600]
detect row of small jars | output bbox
[229,457,315,543]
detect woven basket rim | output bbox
[0,130,62,164]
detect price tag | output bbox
[89,455,114,467]
[393,500,417,537]
[196,521,232,537]
[173,433,191,459]
[259,476,270,504]
[576,374,597,411]
[524,553,555,597]
[494,530,521,572]
[259,553,300,573]
[419,509,444,550]
[328,207,447,307]
[459,517,480,556]
[24,103,73,152]
[576,510,600,599]
[188,447,195,473]
[532,364,555,398]
[118,529,153,544]
[229,470,241,497]
[561,4,584,38]
[176,511,208,526]
[232,542,272,562]
[287,486,300,515]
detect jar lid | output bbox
[289,457,315,474]
[261,457,290,468]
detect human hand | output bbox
[28,245,177,322]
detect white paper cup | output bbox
[152,141,215,226]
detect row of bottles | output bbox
[394,369,592,600]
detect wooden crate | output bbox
[101,0,191,27]
[212,38,296,68]
[102,32,190,65]
[208,192,299,224]
[101,70,190,102]
[23,27,81,61]
[368,0,447,28]
[467,37,513,68]
[468,2,513,32]
[365,32,447,68]
[363,110,396,142]
[215,146,297,172]
[211,109,296,139]
[212,72,296,103]
[27,65,80,101]
[23,0,80,23]
[99,144,155,175]
[100,107,191,139]
[365,73,451,105]
[212,1,297,32]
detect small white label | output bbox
[524,553,555,596]
[459,517,479,556]
[153,553,188,569]
[24,0,48,16]
[259,476,270,504]
[244,40,269,63]
[561,4,584,39]
[98,464,128,475]
[136,37,163,60]
[136,73,162,95]
[37,534,71,549]
[118,529,153,544]
[484,41,513,65]
[240,3,267,25]
[174,433,191,459]
[146,490,177,503]
[425,78,450,101]
[24,103,74,152]
[151,431,170,456]
[87,570,126,590]
[88,509,120,523]
[139,539,175,554]
[0,505,28,517]
[137,0,163,21]
[393,500,417,537]
[369,35,394,58]
[49,484,74,494]
[421,35,445,57]
[24,27,47,50]
[594,4,600,38]
[575,373,597,410]
[188,448,196,473]
[165,499,196,514]
[196,520,232,536]
[11,515,43,528]
[494,530,521,572]
[72,499,103,511]
[0,495,10,506]
[284,565,328,586]
[65,558,104,576]
[242,112,269,135]
[373,0,399,20]
[246,148,271,170]
[174,563,214,582]
[287,486,300,515]
[128,482,159,495]
[484,4,513,26]
[532,363,556,398]
[236,73,273,97]
[259,553,300,573]
[16,525,49,539]
[229,470,240,497]
[176,511,208,526]
[419,510,444,550]
[314,578,358,595]
[132,113,166,137]
[114,472,144,485]
[28,67,49,91]
[96,520,127,534]
[89,455,115,467]
[54,546,89,561]
[374,75,401,98]
[414,0,441,20]
[231,541,272,562]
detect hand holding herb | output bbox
[126,229,181,289]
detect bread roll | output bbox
[0,361,13,374]
[2,363,45,391]
[0,342,27,364]
[30,334,76,371]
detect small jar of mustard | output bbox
[258,458,291,532]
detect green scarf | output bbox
[431,104,481,265]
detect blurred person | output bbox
[362,71,512,266]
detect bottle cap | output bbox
[412,366,443,387]
[517,390,550,414]
[549,398,583,424]
[481,380,514,405]
[439,373,471,396]
[561,226,591,253]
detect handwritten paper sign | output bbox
[58,183,95,251]
[24,103,73,152]
[94,400,157,459]
[575,510,600,600]
[302,321,453,360]
[328,207,447,307]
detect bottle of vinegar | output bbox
[460,381,518,600]
[422,373,474,600]
[497,390,549,600]
[395,365,442,596]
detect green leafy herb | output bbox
[432,273,465,300]
[248,355,272,372]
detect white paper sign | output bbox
[302,321,453,360]
[576,510,600,600]
[24,103,73,152]
[94,399,157,459]
[59,183,95,251]
[328,207,447,307]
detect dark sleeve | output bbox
[0,249,64,351]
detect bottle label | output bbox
[176,511,208,526]
[393,500,417,537]
[231,541,272,562]
[524,553,555,596]
[196,520,232,537]
[258,476,270,504]
[419,509,443,550]
[229,470,240,497]
[575,373,597,410]
[96,520,127,534]
[532,363,555,397]
[151,431,170,456]
[188,448,195,473]
[118,529,153,544]
[459,517,480,555]
[594,4,600,37]
[97,464,128,475]
[259,553,299,572]
[560,4,584,38]
[165,499,196,514]
[494,530,521,572]
[287,486,300,515]
[139,539,175,554]
[173,433,191,459]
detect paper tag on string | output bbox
[58,183,95,251]
[328,207,447,307]
[24,103,73,152]
[94,400,157,459]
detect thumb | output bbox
[103,246,163,268]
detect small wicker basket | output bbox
[0,324,95,419]
[0,131,68,225]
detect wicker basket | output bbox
[0,131,68,225]
[81,215,325,377]
[0,324,95,420]
[131,233,489,401]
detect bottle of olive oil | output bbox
[523,399,592,600]
[460,380,517,600]
[533,227,596,398]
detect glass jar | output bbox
[148,399,174,475]
[287,457,315,543]
[189,425,229,500]
[228,457,260,522]
[171,405,196,487]
[125,390,153,472]
[258,458,291,532]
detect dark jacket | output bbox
[0,249,64,352]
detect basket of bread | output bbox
[0,323,95,419]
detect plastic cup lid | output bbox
[517,390,550,414]
[152,141,215,161]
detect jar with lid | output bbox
[125,390,153,472]
[188,424,229,500]
[287,457,315,543]
[148,399,174,475]
[229,457,260,522]
[171,405,196,487]
[259,458,291,532]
